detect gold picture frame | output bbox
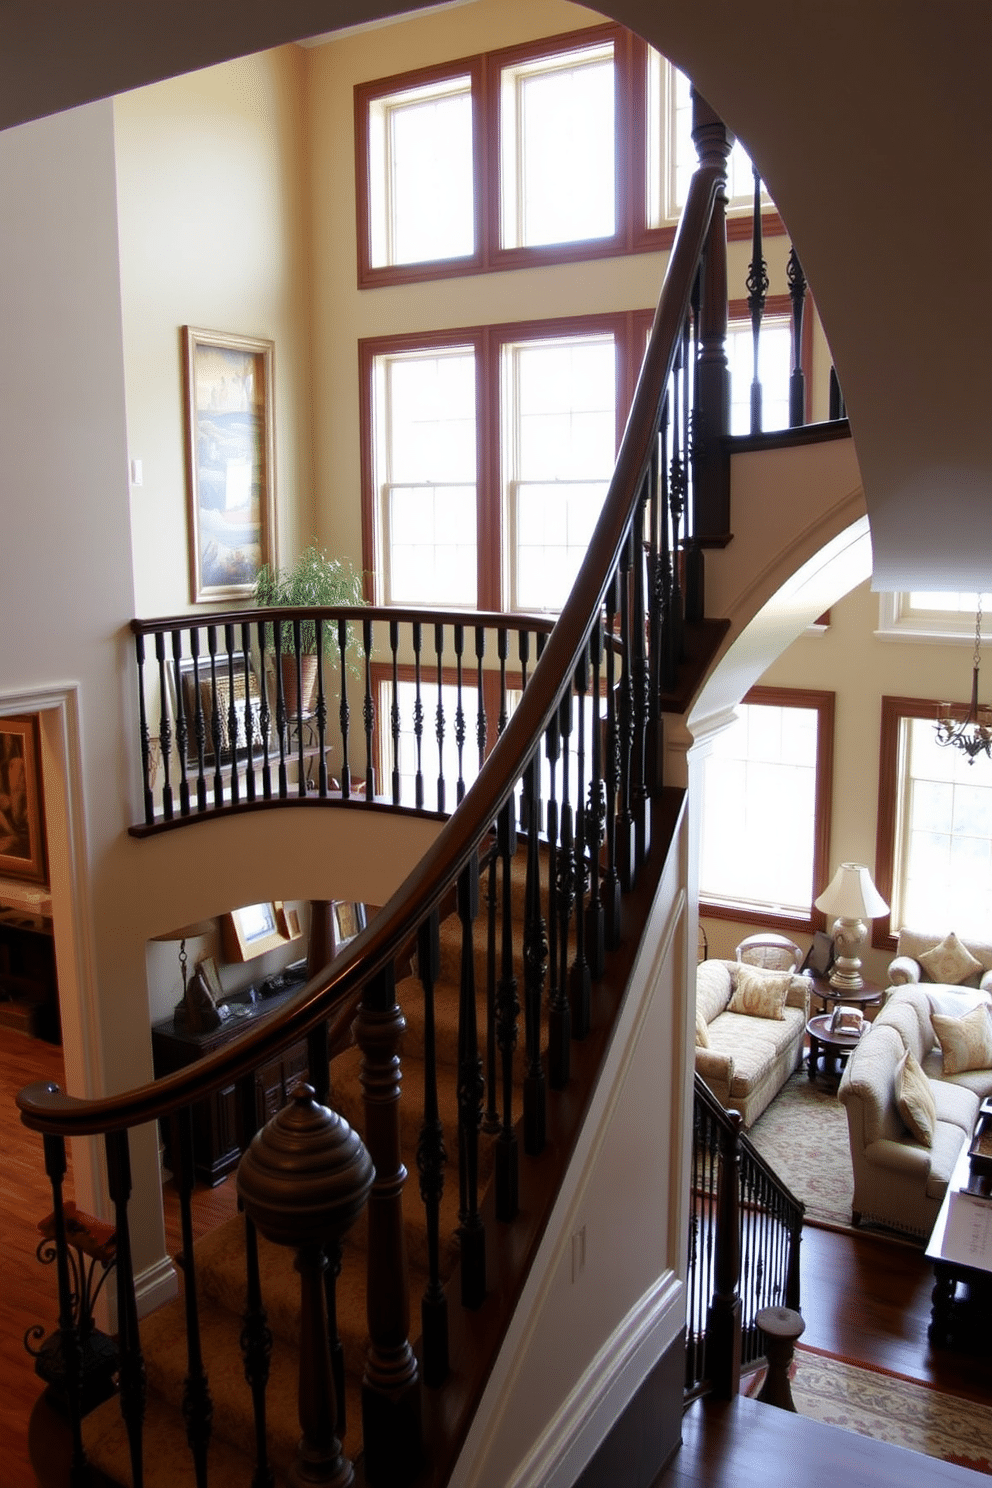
[0,714,47,884]
[182,326,277,604]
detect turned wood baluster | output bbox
[412,622,425,809]
[522,750,548,1155]
[337,617,351,800]
[225,623,241,807]
[747,162,768,436]
[155,631,174,822]
[415,910,450,1386]
[707,1110,743,1400]
[616,533,637,893]
[788,247,808,427]
[170,1105,213,1486]
[43,1130,87,1484]
[315,617,328,797]
[455,858,486,1308]
[475,626,487,774]
[105,1130,147,1488]
[691,87,732,543]
[495,799,519,1221]
[453,624,466,804]
[390,619,401,805]
[570,650,591,1039]
[355,966,424,1482]
[602,572,622,950]
[134,633,155,825]
[434,623,445,813]
[172,630,191,816]
[585,621,606,981]
[241,621,257,803]
[363,616,375,798]
[630,483,651,871]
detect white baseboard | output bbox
[135,1254,179,1317]
[507,1272,683,1488]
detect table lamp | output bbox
[814,863,888,992]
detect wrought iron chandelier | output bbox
[935,598,992,763]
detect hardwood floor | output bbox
[2,1022,990,1488]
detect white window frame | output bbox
[877,591,992,643]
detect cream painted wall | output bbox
[114,47,314,619]
[700,578,981,986]
[303,0,829,583]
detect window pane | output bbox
[700,700,820,914]
[501,43,615,249]
[369,76,474,268]
[667,61,766,220]
[727,320,792,435]
[895,717,992,938]
[380,678,483,808]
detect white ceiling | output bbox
[4,0,989,592]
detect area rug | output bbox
[790,1344,992,1475]
[748,1069,856,1230]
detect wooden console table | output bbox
[152,978,310,1186]
[926,1140,992,1353]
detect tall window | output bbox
[726,315,792,435]
[699,687,834,929]
[363,315,630,613]
[355,25,781,287]
[370,343,478,607]
[877,697,992,944]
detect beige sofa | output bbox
[838,984,992,1238]
[888,928,992,992]
[694,959,810,1127]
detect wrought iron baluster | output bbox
[337,616,351,800]
[390,619,401,805]
[314,617,328,797]
[363,616,375,798]
[434,623,445,814]
[544,709,567,1088]
[208,625,224,808]
[453,624,466,804]
[475,626,487,774]
[225,622,241,807]
[557,690,576,1070]
[522,750,548,1155]
[155,632,174,822]
[456,858,486,1308]
[273,619,288,799]
[171,630,190,816]
[416,911,449,1386]
[412,622,425,809]
[631,479,652,868]
[256,620,272,802]
[585,619,606,981]
[134,633,155,825]
[292,619,307,797]
[683,266,705,625]
[570,648,591,1039]
[788,246,808,427]
[603,573,622,950]
[237,1069,275,1488]
[497,627,509,737]
[190,628,208,813]
[616,533,636,893]
[105,1130,147,1488]
[747,162,768,436]
[42,1130,88,1483]
[241,621,257,803]
[170,1105,213,1485]
[482,853,500,1137]
[495,799,519,1221]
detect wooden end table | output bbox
[806,973,885,1016]
[806,1012,863,1084]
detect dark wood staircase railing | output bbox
[17,97,828,1488]
[685,1075,804,1403]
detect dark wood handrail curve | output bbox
[19,160,725,1144]
[129,605,557,639]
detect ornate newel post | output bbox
[237,1084,374,1488]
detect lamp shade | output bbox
[814,863,888,920]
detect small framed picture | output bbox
[222,900,301,962]
[182,326,276,604]
[0,714,47,884]
[332,901,367,955]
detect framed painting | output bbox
[0,714,47,883]
[182,326,276,603]
[222,901,302,963]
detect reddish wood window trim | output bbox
[354,25,786,291]
[700,684,834,935]
[360,311,645,612]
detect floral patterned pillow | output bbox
[728,963,792,1020]
[919,931,983,986]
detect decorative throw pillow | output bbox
[919,931,983,986]
[895,1047,935,1146]
[928,986,991,1019]
[695,1007,710,1048]
[728,963,792,1020]
[931,1004,992,1076]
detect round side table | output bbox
[806,1012,863,1085]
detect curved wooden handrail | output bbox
[19,162,723,1140]
[130,605,558,637]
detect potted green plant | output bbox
[254,543,366,717]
